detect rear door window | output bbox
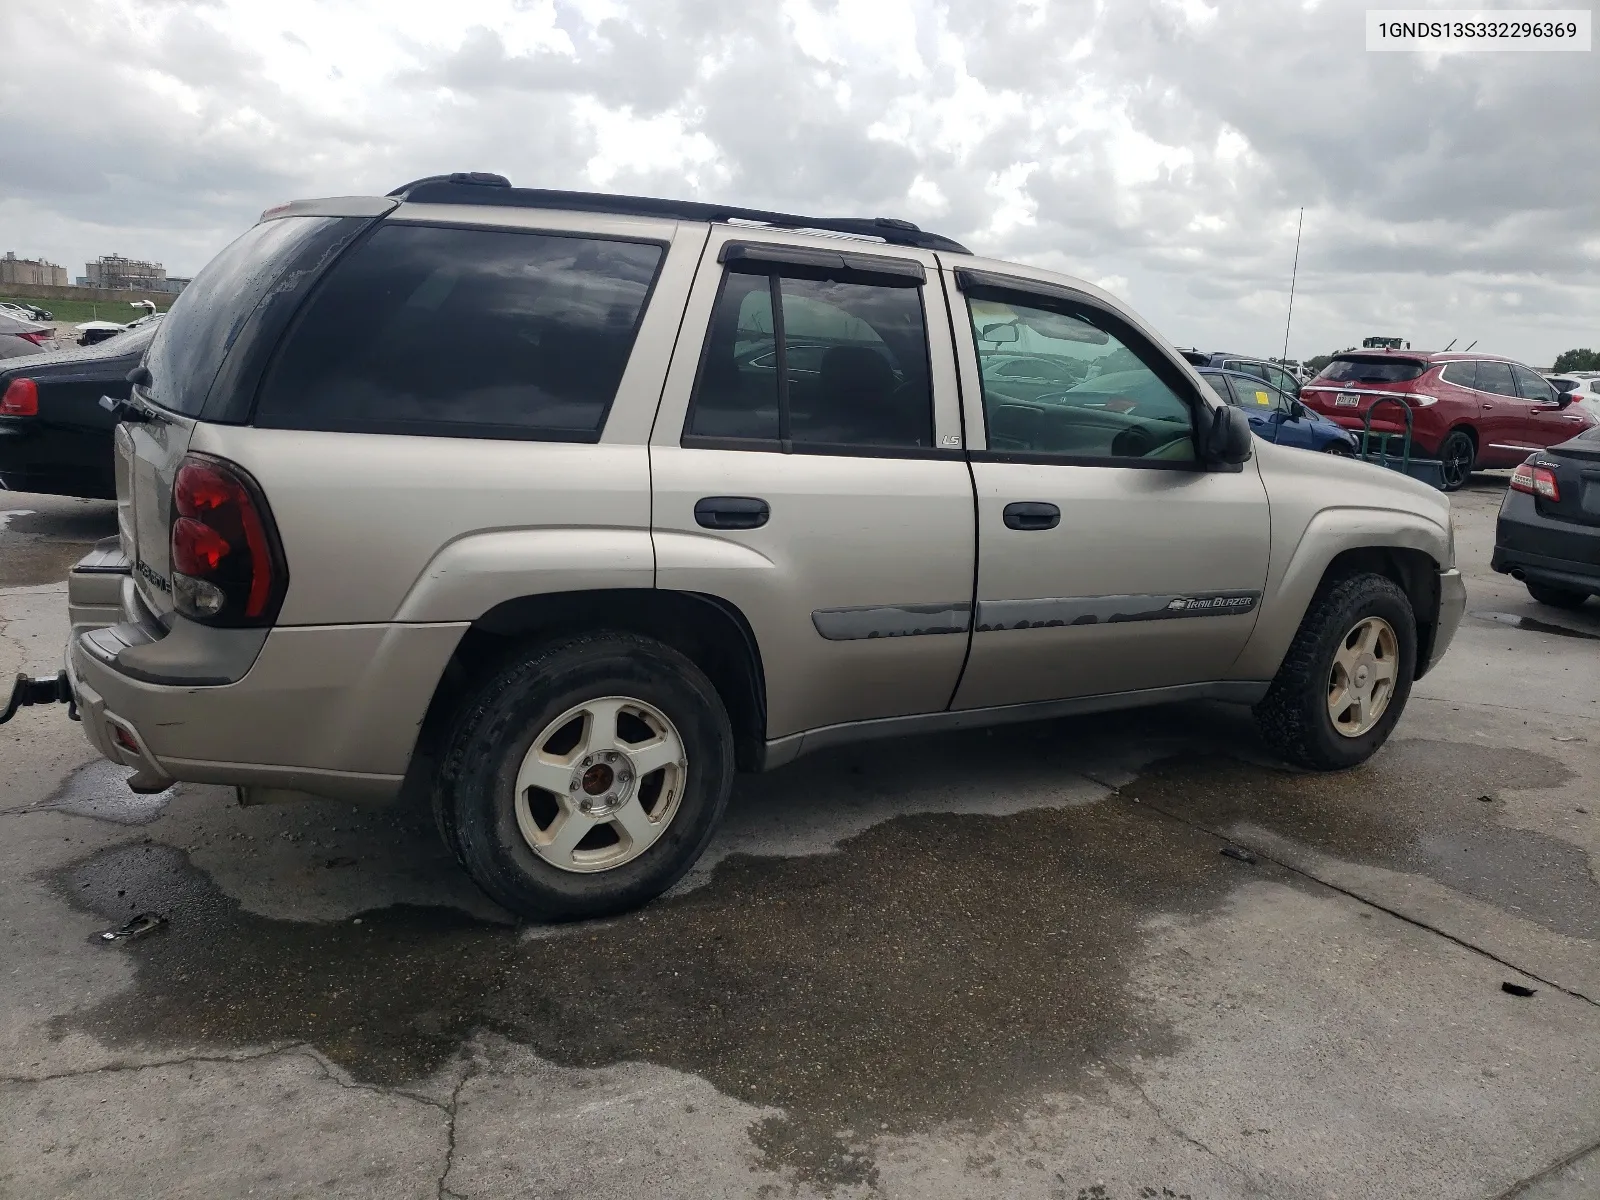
[1202,373,1239,405]
[255,224,664,441]
[1439,361,1477,389]
[1474,360,1518,397]
[685,261,933,451]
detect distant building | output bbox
[83,254,172,291]
[1,251,69,288]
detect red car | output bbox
[1301,350,1596,491]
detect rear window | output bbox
[254,224,664,441]
[1315,356,1428,384]
[143,216,345,416]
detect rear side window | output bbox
[685,263,933,451]
[1474,360,1517,397]
[1439,361,1477,389]
[255,224,664,441]
[1201,373,1239,405]
[144,216,345,416]
[1316,356,1427,384]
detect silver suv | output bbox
[45,173,1465,919]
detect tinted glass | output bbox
[145,216,340,416]
[256,224,663,440]
[1439,361,1477,389]
[686,273,778,440]
[1474,360,1517,397]
[686,268,933,450]
[968,296,1195,462]
[1511,363,1556,402]
[1316,356,1427,383]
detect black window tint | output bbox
[968,294,1196,462]
[1316,356,1427,383]
[145,216,341,416]
[1474,360,1517,397]
[685,273,779,441]
[1510,363,1555,402]
[256,224,663,440]
[686,266,933,450]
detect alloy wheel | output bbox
[1327,616,1399,737]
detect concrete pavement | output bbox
[1,477,1595,1199]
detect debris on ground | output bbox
[1220,845,1257,865]
[1477,794,1494,803]
[97,913,165,943]
[1500,982,1537,998]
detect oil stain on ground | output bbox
[1121,738,1594,940]
[56,795,1247,1189]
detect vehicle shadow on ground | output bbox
[45,700,1593,1188]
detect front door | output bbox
[946,269,1271,710]
[1512,363,1591,450]
[649,230,975,741]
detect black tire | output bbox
[1526,581,1592,610]
[1321,442,1355,456]
[1254,573,1417,770]
[1437,429,1475,492]
[436,632,735,920]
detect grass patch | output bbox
[1,296,173,326]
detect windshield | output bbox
[1316,356,1428,384]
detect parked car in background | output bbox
[0,321,157,498]
[1301,350,1597,491]
[1179,350,1303,397]
[0,312,53,360]
[1197,367,1357,454]
[0,300,54,322]
[1491,429,1600,610]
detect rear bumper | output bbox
[64,547,468,803]
[1491,491,1600,592]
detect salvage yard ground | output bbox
[0,474,1595,1199]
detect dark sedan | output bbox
[0,322,156,499]
[1491,427,1600,610]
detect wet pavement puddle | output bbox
[1472,611,1600,640]
[48,735,1592,1188]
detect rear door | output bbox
[948,267,1270,710]
[1470,360,1524,463]
[649,230,974,741]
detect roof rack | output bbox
[385,172,972,255]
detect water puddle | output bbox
[1473,611,1600,640]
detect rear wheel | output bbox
[1255,573,1417,770]
[1321,442,1355,456]
[436,632,734,920]
[1526,581,1592,610]
[1437,429,1475,492]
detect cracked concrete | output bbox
[2,477,1597,1198]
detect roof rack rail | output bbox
[385,174,971,255]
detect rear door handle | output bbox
[1002,501,1061,531]
[694,496,770,530]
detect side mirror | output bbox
[1203,403,1253,466]
[1289,400,1308,420]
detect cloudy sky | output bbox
[2,0,1595,365]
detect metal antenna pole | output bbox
[1464,339,1477,351]
[1280,207,1303,366]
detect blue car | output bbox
[1197,367,1357,455]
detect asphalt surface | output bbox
[1,475,1596,1199]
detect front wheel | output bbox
[1526,581,1592,610]
[436,632,735,920]
[1254,573,1417,770]
[1437,429,1475,492]
[1321,441,1355,456]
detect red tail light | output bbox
[0,378,38,416]
[18,330,50,345]
[169,454,286,625]
[1510,462,1560,502]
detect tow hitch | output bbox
[0,670,75,724]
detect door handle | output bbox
[694,496,770,530]
[1002,501,1060,531]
